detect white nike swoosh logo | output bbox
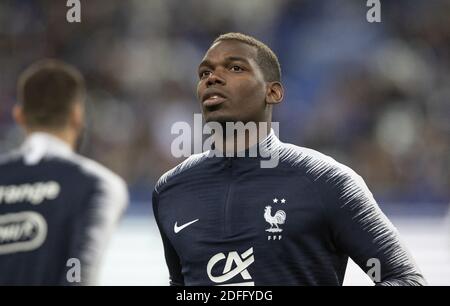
[174,219,199,234]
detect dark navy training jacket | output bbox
[153,130,425,286]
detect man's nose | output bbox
[206,72,225,87]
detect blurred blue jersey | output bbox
[0,133,128,285]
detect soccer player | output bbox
[152,33,426,285]
[0,60,128,285]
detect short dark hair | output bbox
[17,59,86,129]
[212,32,281,82]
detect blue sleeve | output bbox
[66,176,128,285]
[152,190,184,286]
[319,169,426,286]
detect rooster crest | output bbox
[264,206,286,233]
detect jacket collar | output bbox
[207,128,281,159]
[20,132,73,165]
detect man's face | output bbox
[197,40,268,123]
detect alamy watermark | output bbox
[366,0,381,23]
[66,257,81,283]
[66,0,81,23]
[171,114,280,168]
[66,1,380,24]
[366,257,381,283]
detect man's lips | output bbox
[202,94,227,107]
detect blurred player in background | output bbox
[153,33,426,286]
[0,60,128,285]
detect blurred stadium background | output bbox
[0,0,449,285]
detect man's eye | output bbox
[200,71,211,79]
[230,66,243,72]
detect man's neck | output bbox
[25,128,76,151]
[212,122,271,155]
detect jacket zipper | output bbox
[223,157,233,236]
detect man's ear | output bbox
[265,82,284,105]
[70,102,85,132]
[12,105,26,128]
